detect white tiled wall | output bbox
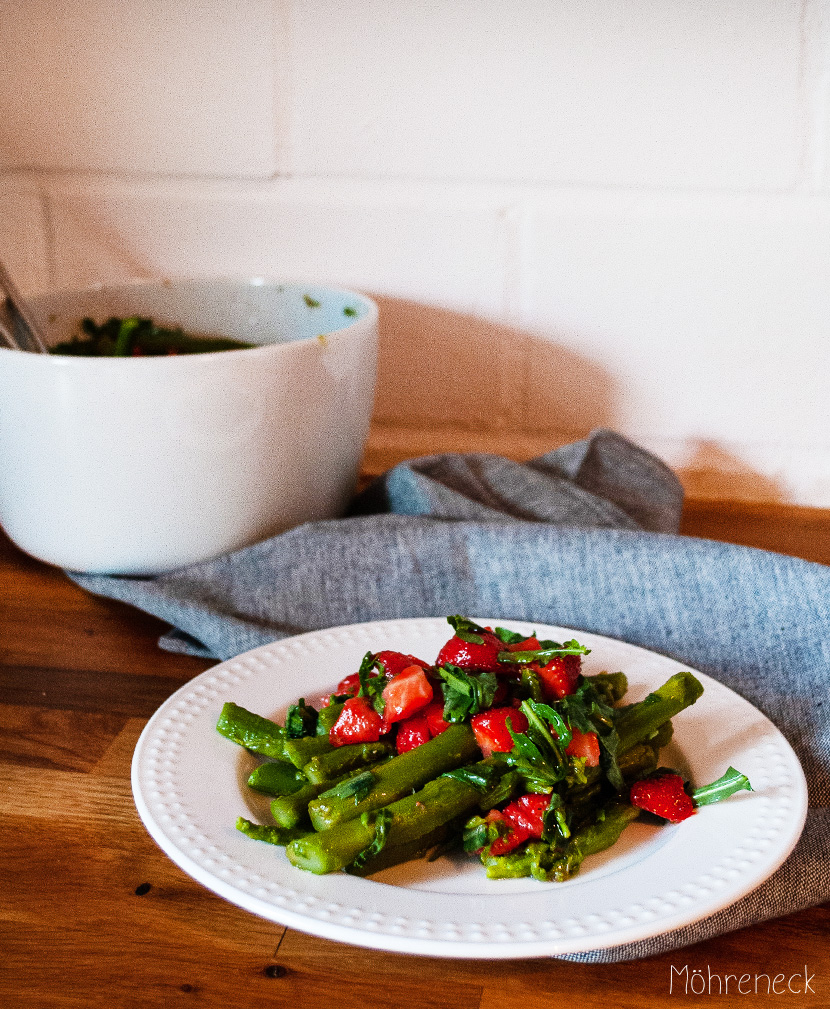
[2,1,830,506]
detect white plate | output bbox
[131,617,808,958]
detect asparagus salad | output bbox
[217,617,752,882]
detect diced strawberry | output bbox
[630,772,696,822]
[395,713,431,754]
[470,707,529,757]
[422,700,450,737]
[502,792,551,838]
[436,630,503,672]
[565,728,601,767]
[505,636,541,652]
[534,655,582,700]
[333,668,384,699]
[329,696,384,747]
[381,665,434,724]
[485,810,530,856]
[374,650,429,679]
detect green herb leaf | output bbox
[303,294,321,307]
[497,639,591,666]
[442,763,501,791]
[356,651,386,714]
[343,306,357,316]
[439,665,498,723]
[692,767,753,806]
[350,808,393,869]
[319,769,376,804]
[284,697,318,738]
[493,626,528,645]
[541,793,571,844]
[446,615,487,644]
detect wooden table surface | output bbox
[2,500,828,1009]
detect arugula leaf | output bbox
[446,614,487,645]
[502,701,569,789]
[497,639,591,666]
[493,626,528,645]
[319,769,376,804]
[439,665,498,722]
[692,767,753,806]
[356,651,386,715]
[541,793,571,844]
[441,763,502,791]
[350,808,393,869]
[285,697,318,738]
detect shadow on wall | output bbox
[370,294,615,440]
[367,296,788,505]
[678,441,787,503]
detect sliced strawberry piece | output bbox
[502,792,551,838]
[422,700,450,737]
[470,707,529,757]
[381,665,434,724]
[534,654,582,700]
[374,650,429,679]
[485,810,530,856]
[436,630,503,672]
[565,728,601,767]
[630,772,696,822]
[395,713,431,754]
[329,695,384,747]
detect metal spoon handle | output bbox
[0,258,49,353]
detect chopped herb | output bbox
[493,626,528,646]
[319,769,376,804]
[285,697,318,739]
[356,651,387,715]
[498,639,591,666]
[439,665,498,723]
[350,808,393,869]
[304,295,321,308]
[446,614,487,645]
[343,306,357,317]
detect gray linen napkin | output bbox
[71,428,829,961]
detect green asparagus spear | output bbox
[614,672,703,753]
[307,723,480,831]
[287,762,494,874]
[282,734,334,768]
[344,824,450,877]
[216,702,287,759]
[235,817,311,847]
[302,740,394,784]
[270,758,394,829]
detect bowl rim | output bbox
[0,275,378,365]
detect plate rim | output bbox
[131,616,809,959]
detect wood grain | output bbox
[1,500,828,1009]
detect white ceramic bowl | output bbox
[0,278,378,574]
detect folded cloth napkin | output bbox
[71,428,829,962]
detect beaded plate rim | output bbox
[131,617,808,959]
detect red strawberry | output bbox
[329,696,384,747]
[502,793,550,838]
[381,665,434,724]
[436,630,502,671]
[422,700,450,737]
[470,706,529,757]
[395,713,432,753]
[374,650,429,679]
[565,728,601,767]
[630,772,696,822]
[534,655,582,700]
